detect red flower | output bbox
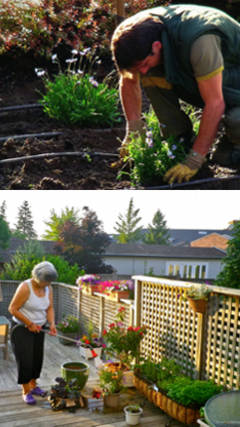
[102,329,107,335]
[127,326,134,331]
[91,349,98,358]
[118,306,125,312]
[109,323,115,328]
[85,339,90,344]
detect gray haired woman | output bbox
[8,261,58,405]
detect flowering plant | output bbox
[99,366,124,395]
[36,49,120,127]
[56,315,79,333]
[99,280,132,295]
[76,274,100,288]
[185,284,210,301]
[102,307,147,368]
[118,108,190,186]
[78,321,106,350]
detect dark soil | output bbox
[0,52,240,190]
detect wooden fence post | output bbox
[99,295,105,334]
[115,0,125,25]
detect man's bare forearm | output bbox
[119,74,142,121]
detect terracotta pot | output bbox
[104,392,120,408]
[81,284,100,296]
[188,298,207,313]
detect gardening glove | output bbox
[164,149,205,184]
[119,119,145,158]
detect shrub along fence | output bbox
[1,276,240,390]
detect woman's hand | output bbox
[28,322,42,333]
[49,323,57,336]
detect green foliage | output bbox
[184,284,210,300]
[114,198,143,243]
[119,109,188,186]
[167,378,222,408]
[0,216,11,249]
[215,221,240,289]
[38,50,120,127]
[135,358,182,391]
[57,315,80,333]
[144,209,170,245]
[0,246,82,285]
[43,207,80,241]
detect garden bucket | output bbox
[204,390,240,426]
[61,361,89,390]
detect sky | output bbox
[0,190,239,239]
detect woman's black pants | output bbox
[10,322,45,384]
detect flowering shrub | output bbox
[119,108,189,186]
[37,49,120,127]
[102,307,147,368]
[78,320,106,351]
[57,315,79,333]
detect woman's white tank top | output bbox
[13,279,50,326]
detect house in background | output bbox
[168,228,233,248]
[103,242,226,280]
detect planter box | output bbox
[81,284,101,296]
[104,290,130,302]
[133,375,200,425]
[79,345,102,360]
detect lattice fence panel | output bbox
[139,280,200,377]
[56,283,79,323]
[205,293,240,388]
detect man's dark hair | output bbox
[111,15,164,71]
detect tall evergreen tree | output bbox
[14,201,37,240]
[215,220,240,289]
[144,209,170,245]
[0,201,7,220]
[0,216,11,249]
[114,198,143,243]
[43,207,80,240]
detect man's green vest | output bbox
[143,4,240,107]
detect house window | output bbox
[166,262,208,279]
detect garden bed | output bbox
[1,53,240,190]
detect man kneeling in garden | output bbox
[111,4,240,183]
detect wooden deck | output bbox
[0,334,188,427]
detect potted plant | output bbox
[98,280,132,301]
[99,366,124,408]
[102,306,147,386]
[56,315,80,345]
[76,274,101,296]
[185,284,210,313]
[48,377,85,411]
[61,361,89,390]
[124,404,143,426]
[78,321,106,359]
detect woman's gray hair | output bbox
[32,261,58,283]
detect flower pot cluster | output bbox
[56,315,80,345]
[133,358,222,425]
[48,376,85,411]
[78,320,106,359]
[183,284,210,314]
[76,274,133,301]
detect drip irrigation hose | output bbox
[0,151,119,165]
[142,174,240,189]
[0,132,62,142]
[0,103,42,113]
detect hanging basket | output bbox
[187,298,207,314]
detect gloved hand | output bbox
[119,119,145,158]
[164,149,205,184]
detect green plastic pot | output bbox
[61,361,89,390]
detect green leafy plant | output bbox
[102,306,147,368]
[99,367,124,395]
[119,108,189,186]
[135,358,183,391]
[167,377,222,408]
[37,49,121,127]
[57,315,80,333]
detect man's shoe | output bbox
[31,386,47,397]
[23,392,36,405]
